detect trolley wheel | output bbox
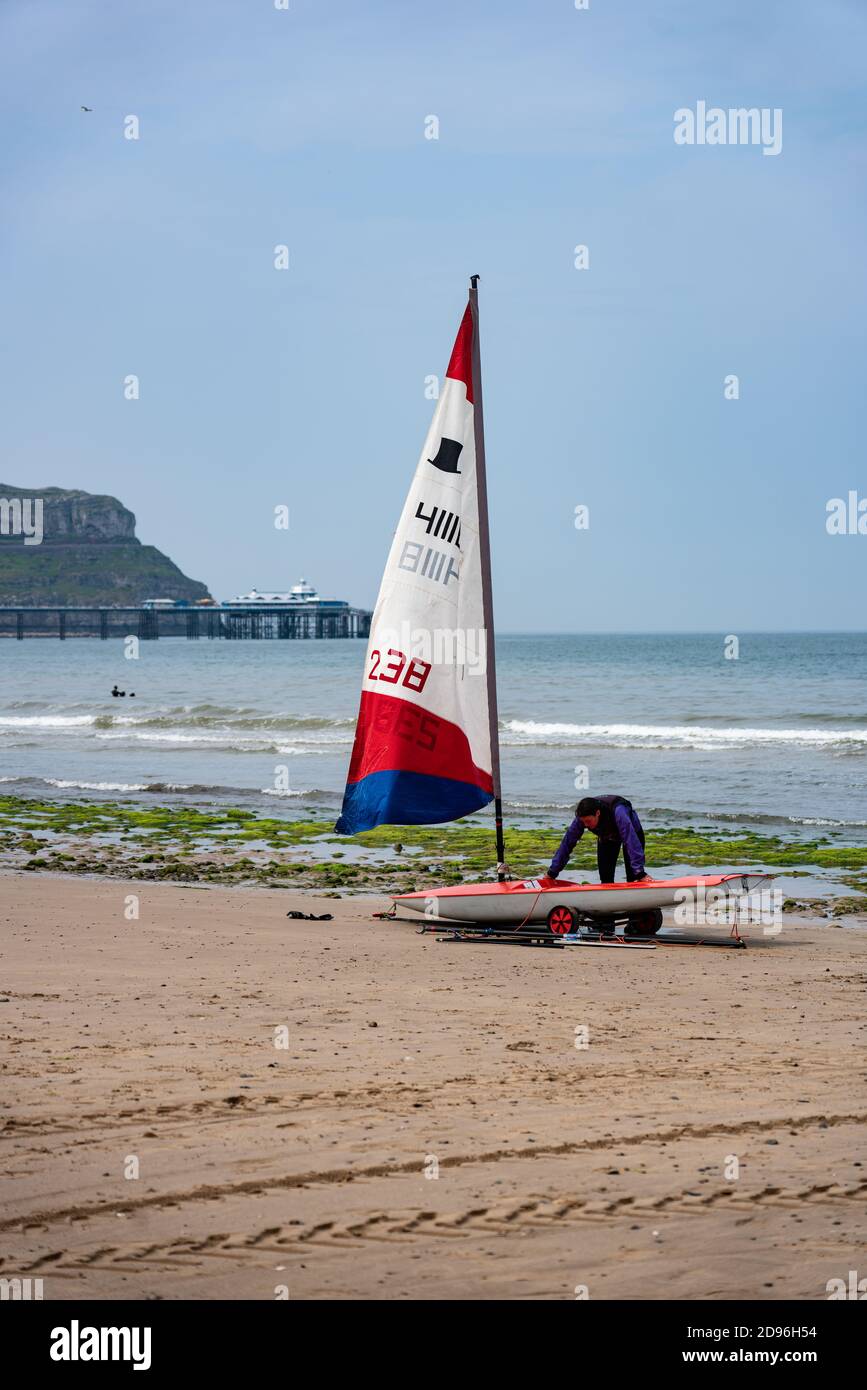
[625,908,663,937]
[547,904,576,935]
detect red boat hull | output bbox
[394,872,773,924]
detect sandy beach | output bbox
[1,872,865,1301]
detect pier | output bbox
[0,605,371,640]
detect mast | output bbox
[468,275,506,871]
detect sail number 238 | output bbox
[368,648,432,694]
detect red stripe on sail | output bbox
[345,689,493,792]
[445,303,474,404]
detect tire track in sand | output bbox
[16,1178,867,1274]
[2,1108,863,1235]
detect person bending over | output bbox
[547,795,649,883]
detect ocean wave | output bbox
[0,707,357,736]
[90,729,351,753]
[141,783,194,792]
[143,781,318,799]
[504,798,576,813]
[44,778,150,792]
[88,733,348,756]
[501,719,867,750]
[2,775,866,830]
[0,775,332,802]
[792,815,867,828]
[93,709,355,731]
[0,714,95,728]
[94,731,311,748]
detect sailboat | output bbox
[336,278,771,934]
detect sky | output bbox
[1,0,865,631]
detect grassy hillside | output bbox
[0,484,211,605]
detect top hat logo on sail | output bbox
[335,298,495,834]
[427,437,463,473]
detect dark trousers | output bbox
[596,817,645,884]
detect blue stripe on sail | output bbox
[335,769,493,835]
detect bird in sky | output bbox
[80,105,93,112]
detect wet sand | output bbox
[1,873,865,1300]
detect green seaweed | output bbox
[1,794,866,892]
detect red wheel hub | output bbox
[548,906,574,935]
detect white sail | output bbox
[336,291,499,833]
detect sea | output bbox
[0,632,865,846]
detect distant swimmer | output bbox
[547,795,649,884]
[111,685,125,697]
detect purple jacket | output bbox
[548,805,645,879]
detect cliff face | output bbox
[0,484,212,605]
[0,485,138,543]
